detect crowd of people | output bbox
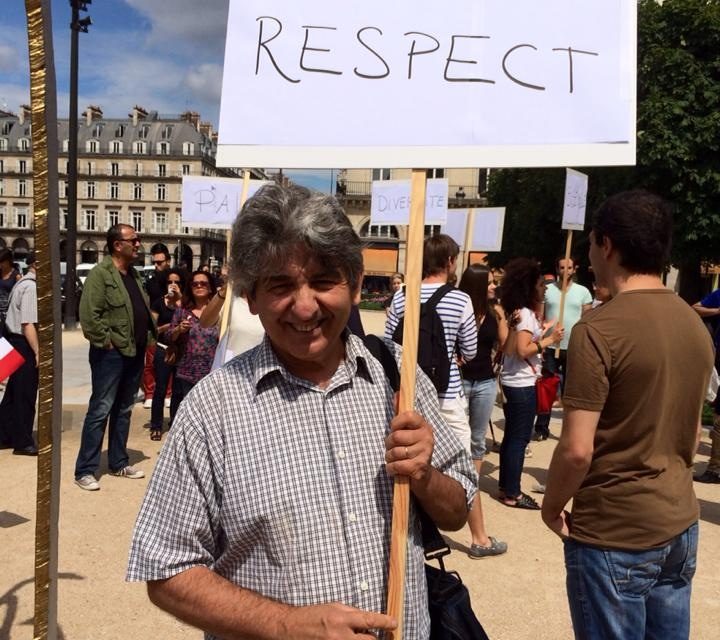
[0,184,717,640]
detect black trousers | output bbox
[0,333,38,449]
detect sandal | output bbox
[150,429,162,441]
[497,492,540,510]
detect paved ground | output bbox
[1,312,719,639]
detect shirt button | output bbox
[338,451,346,460]
[348,513,357,522]
[359,580,369,591]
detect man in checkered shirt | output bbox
[127,184,476,639]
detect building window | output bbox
[91,123,103,138]
[0,178,3,196]
[138,124,150,139]
[156,184,166,201]
[161,125,173,139]
[16,208,29,228]
[59,180,67,198]
[62,139,68,152]
[83,209,96,231]
[1,122,11,135]
[86,139,98,153]
[153,211,168,233]
[114,124,126,138]
[0,159,3,172]
[19,160,27,174]
[134,163,143,176]
[132,211,143,230]
[157,141,170,155]
[107,210,120,228]
[426,168,445,179]
[0,139,7,151]
[86,161,94,175]
[111,140,123,154]
[18,138,30,151]
[0,206,5,227]
[157,163,166,177]
[182,142,194,155]
[365,224,399,239]
[18,179,27,197]
[424,224,442,237]
[133,183,143,200]
[182,164,191,175]
[62,209,68,230]
[86,181,96,199]
[111,162,120,176]
[109,182,119,199]
[372,168,391,181]
[132,140,147,154]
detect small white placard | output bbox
[441,209,470,249]
[562,168,589,231]
[370,178,448,225]
[469,207,506,252]
[181,176,271,229]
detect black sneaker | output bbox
[694,469,720,484]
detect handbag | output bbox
[419,508,490,640]
[524,355,560,415]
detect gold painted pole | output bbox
[555,230,573,358]
[386,168,426,640]
[25,1,62,639]
[219,170,250,339]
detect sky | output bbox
[1,0,333,192]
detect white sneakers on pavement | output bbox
[143,399,152,409]
[75,475,100,491]
[110,465,145,479]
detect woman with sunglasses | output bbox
[148,268,186,441]
[167,269,220,429]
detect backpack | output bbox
[391,284,453,394]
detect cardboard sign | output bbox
[181,176,271,229]
[441,207,505,251]
[562,168,589,231]
[370,178,448,225]
[217,0,636,168]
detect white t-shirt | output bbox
[501,307,542,388]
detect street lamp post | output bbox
[65,0,91,329]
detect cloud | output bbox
[184,64,223,103]
[0,43,19,72]
[124,0,229,58]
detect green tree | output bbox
[488,0,720,300]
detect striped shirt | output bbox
[385,283,477,402]
[127,333,476,640]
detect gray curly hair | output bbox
[229,183,363,296]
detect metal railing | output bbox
[336,181,486,200]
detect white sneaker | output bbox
[111,465,145,479]
[75,475,100,491]
[164,398,170,408]
[143,399,152,409]
[525,446,533,458]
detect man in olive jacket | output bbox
[74,223,155,491]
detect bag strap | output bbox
[362,334,452,562]
[424,283,454,313]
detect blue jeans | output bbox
[74,346,144,478]
[150,347,174,430]
[499,384,536,497]
[463,378,496,459]
[564,522,698,640]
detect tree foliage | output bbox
[487,0,720,293]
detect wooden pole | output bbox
[554,230,573,358]
[386,168,426,640]
[219,170,250,340]
[26,1,62,638]
[462,208,475,272]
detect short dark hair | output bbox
[500,257,542,317]
[556,256,576,269]
[26,251,36,266]
[107,223,134,254]
[592,190,672,275]
[150,242,170,259]
[0,248,12,265]
[422,234,459,278]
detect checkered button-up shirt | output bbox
[127,333,476,640]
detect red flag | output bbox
[0,337,25,382]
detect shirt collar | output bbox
[251,330,376,392]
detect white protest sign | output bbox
[469,208,506,252]
[562,169,589,231]
[218,0,636,169]
[181,176,271,228]
[441,209,469,249]
[370,179,448,225]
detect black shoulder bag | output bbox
[363,335,490,640]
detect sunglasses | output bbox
[152,259,167,265]
[191,281,209,288]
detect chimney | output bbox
[181,110,201,131]
[83,105,103,126]
[18,104,31,125]
[129,105,148,127]
[199,121,212,137]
